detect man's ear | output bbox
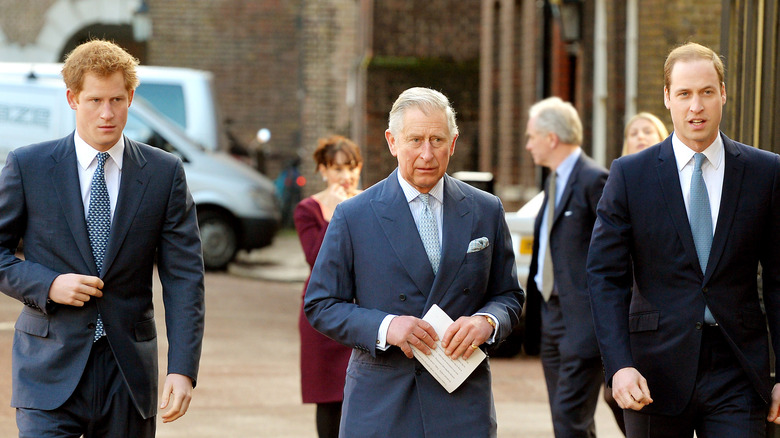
[449,134,458,156]
[66,89,78,110]
[385,129,398,157]
[664,87,671,109]
[548,132,559,149]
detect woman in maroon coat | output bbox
[294,135,362,438]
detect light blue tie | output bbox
[418,194,441,275]
[690,153,715,324]
[87,152,110,341]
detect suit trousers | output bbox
[624,325,766,438]
[541,295,603,438]
[16,337,156,438]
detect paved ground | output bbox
[0,231,624,437]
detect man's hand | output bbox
[387,316,439,358]
[767,383,780,423]
[441,315,493,360]
[48,273,103,307]
[612,367,653,410]
[160,373,194,423]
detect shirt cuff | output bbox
[376,314,397,351]
[474,312,499,344]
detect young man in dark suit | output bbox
[588,42,780,436]
[0,39,205,437]
[523,97,609,437]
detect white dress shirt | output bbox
[74,131,124,222]
[672,133,724,232]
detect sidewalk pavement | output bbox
[228,229,310,283]
[224,230,625,437]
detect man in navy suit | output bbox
[305,87,523,437]
[0,40,205,437]
[588,42,780,436]
[522,97,608,437]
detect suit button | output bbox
[463,288,470,295]
[702,287,709,293]
[88,323,96,329]
[415,369,422,376]
[399,294,406,301]
[695,322,703,330]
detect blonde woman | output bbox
[621,112,669,156]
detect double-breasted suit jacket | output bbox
[305,170,523,437]
[587,133,780,415]
[0,133,205,419]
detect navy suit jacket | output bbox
[524,152,608,358]
[304,170,523,437]
[587,133,780,415]
[0,133,205,419]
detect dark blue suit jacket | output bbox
[523,152,608,358]
[305,170,523,437]
[0,133,205,419]
[587,133,780,415]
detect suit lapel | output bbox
[102,138,151,275]
[426,175,473,308]
[371,170,435,295]
[705,135,744,282]
[656,139,702,275]
[50,134,96,275]
[552,154,584,227]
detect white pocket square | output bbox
[564,210,573,217]
[467,237,490,253]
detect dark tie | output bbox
[87,152,110,340]
[418,194,441,275]
[542,172,556,301]
[690,153,715,324]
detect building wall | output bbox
[363,0,484,189]
[633,0,722,144]
[147,0,304,181]
[0,0,730,205]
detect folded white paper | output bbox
[411,304,486,393]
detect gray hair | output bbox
[528,97,582,145]
[388,87,459,138]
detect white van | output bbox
[0,75,279,270]
[0,62,226,152]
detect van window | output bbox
[135,83,186,129]
[125,111,187,162]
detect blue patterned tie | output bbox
[418,194,441,275]
[87,152,110,341]
[690,153,715,324]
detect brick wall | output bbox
[147,0,303,180]
[634,0,722,142]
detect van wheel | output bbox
[198,210,237,270]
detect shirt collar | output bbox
[554,147,581,180]
[672,132,723,172]
[74,131,125,171]
[396,170,445,205]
